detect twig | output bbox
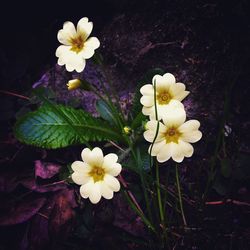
[206,199,250,207]
[0,90,30,100]
[119,174,143,213]
[109,140,125,152]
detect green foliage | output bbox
[220,158,232,178]
[96,99,117,126]
[14,104,123,149]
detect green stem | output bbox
[175,164,187,227]
[123,190,156,234]
[135,146,153,223]
[155,160,164,224]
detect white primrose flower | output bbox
[144,108,202,163]
[71,147,122,204]
[56,17,100,73]
[140,73,190,120]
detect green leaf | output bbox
[96,99,118,126]
[131,112,147,129]
[220,158,232,178]
[14,104,123,149]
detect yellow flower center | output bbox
[157,90,173,105]
[70,35,85,53]
[89,166,105,183]
[165,127,181,143]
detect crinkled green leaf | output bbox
[14,104,123,149]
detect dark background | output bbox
[1,0,250,249]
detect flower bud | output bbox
[123,126,131,135]
[67,79,82,91]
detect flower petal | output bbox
[156,143,172,162]
[178,140,194,157]
[142,106,154,116]
[103,153,118,166]
[146,120,166,133]
[153,74,171,91]
[140,84,154,96]
[102,153,121,176]
[88,182,102,204]
[163,73,176,84]
[77,17,93,39]
[181,130,202,143]
[71,161,89,173]
[148,140,166,156]
[80,180,94,198]
[140,95,154,107]
[81,147,104,166]
[107,163,122,176]
[169,82,189,101]
[144,120,165,142]
[56,45,86,72]
[171,143,185,163]
[100,182,114,199]
[175,91,190,101]
[84,37,100,50]
[79,47,95,59]
[57,21,76,45]
[162,107,186,127]
[72,172,90,185]
[179,120,200,133]
[104,174,120,192]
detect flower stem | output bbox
[155,160,165,223]
[175,164,187,227]
[123,190,156,234]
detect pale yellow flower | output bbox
[71,147,121,204]
[144,108,202,163]
[140,73,189,120]
[56,17,100,73]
